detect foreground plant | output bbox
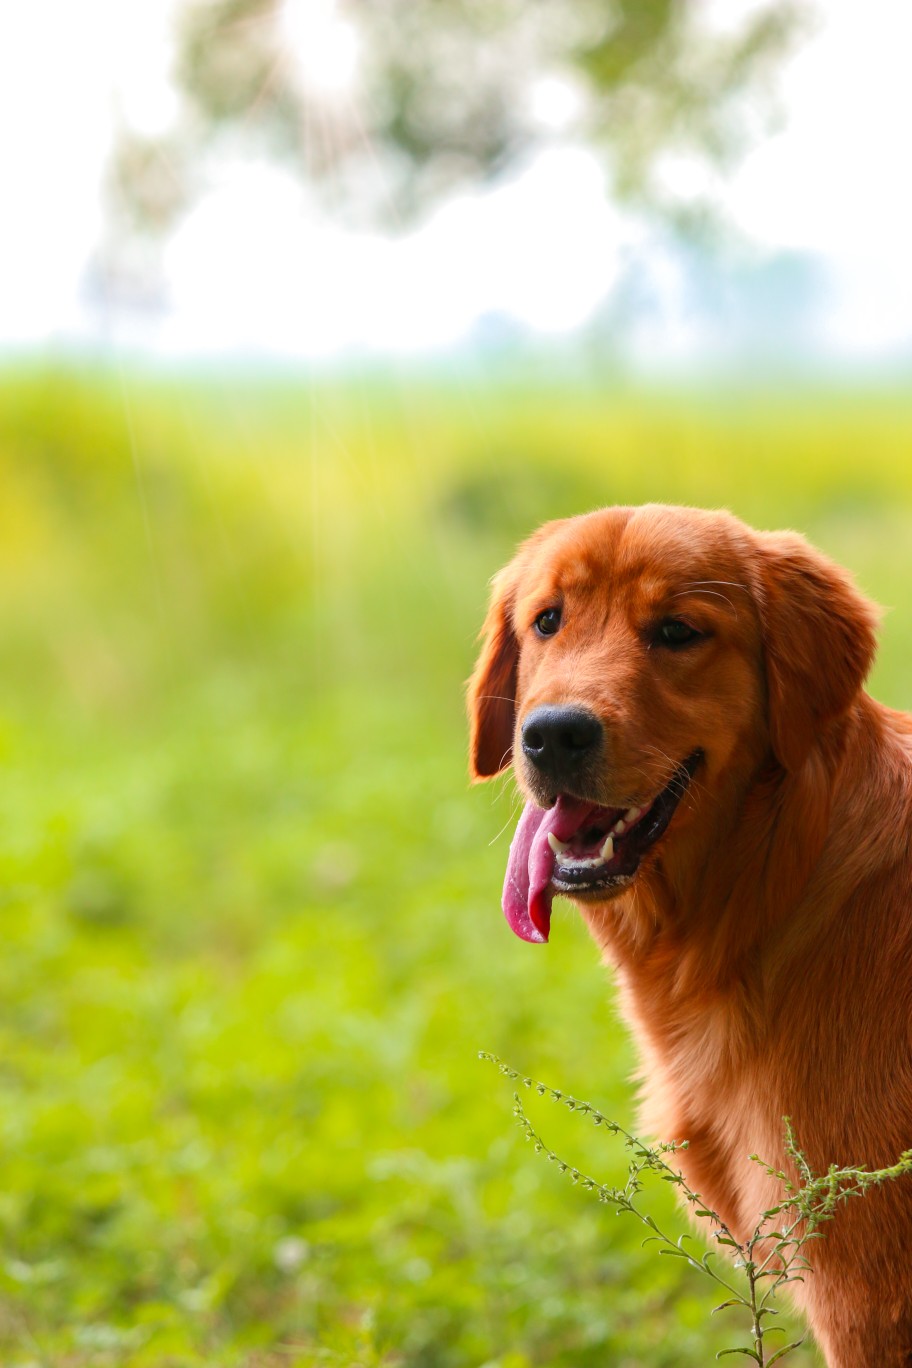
[481,1052,912,1366]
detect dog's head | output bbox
[467,505,879,943]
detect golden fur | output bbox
[468,504,912,1366]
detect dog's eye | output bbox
[534,607,562,638]
[655,618,702,648]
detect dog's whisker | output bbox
[488,804,521,848]
[672,588,739,618]
[680,579,750,593]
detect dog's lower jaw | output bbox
[561,875,636,903]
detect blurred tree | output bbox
[105,0,806,281]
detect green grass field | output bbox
[2,360,912,1366]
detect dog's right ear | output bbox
[755,531,880,772]
[467,565,519,781]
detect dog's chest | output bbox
[636,1000,753,1135]
[618,974,784,1230]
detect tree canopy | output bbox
[109,0,804,250]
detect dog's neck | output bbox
[580,691,903,1000]
[573,693,912,1238]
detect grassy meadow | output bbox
[2,360,912,1366]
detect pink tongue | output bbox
[502,796,596,944]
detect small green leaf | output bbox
[767,1340,805,1364]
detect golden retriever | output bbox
[468,504,912,1367]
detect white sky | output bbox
[1,0,911,363]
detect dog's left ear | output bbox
[467,565,519,781]
[755,531,880,772]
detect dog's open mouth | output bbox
[502,751,703,943]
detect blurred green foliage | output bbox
[1,361,912,1365]
[111,0,801,250]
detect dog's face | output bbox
[468,504,878,943]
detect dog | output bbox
[468,504,912,1367]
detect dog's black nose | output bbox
[521,706,603,781]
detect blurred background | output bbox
[2,2,912,1364]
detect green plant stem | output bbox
[481,1052,912,1366]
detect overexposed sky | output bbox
[1,0,911,362]
[727,0,912,357]
[0,1,173,343]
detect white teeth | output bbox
[600,834,614,861]
[624,806,642,824]
[564,855,605,869]
[547,832,569,854]
[613,819,625,834]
